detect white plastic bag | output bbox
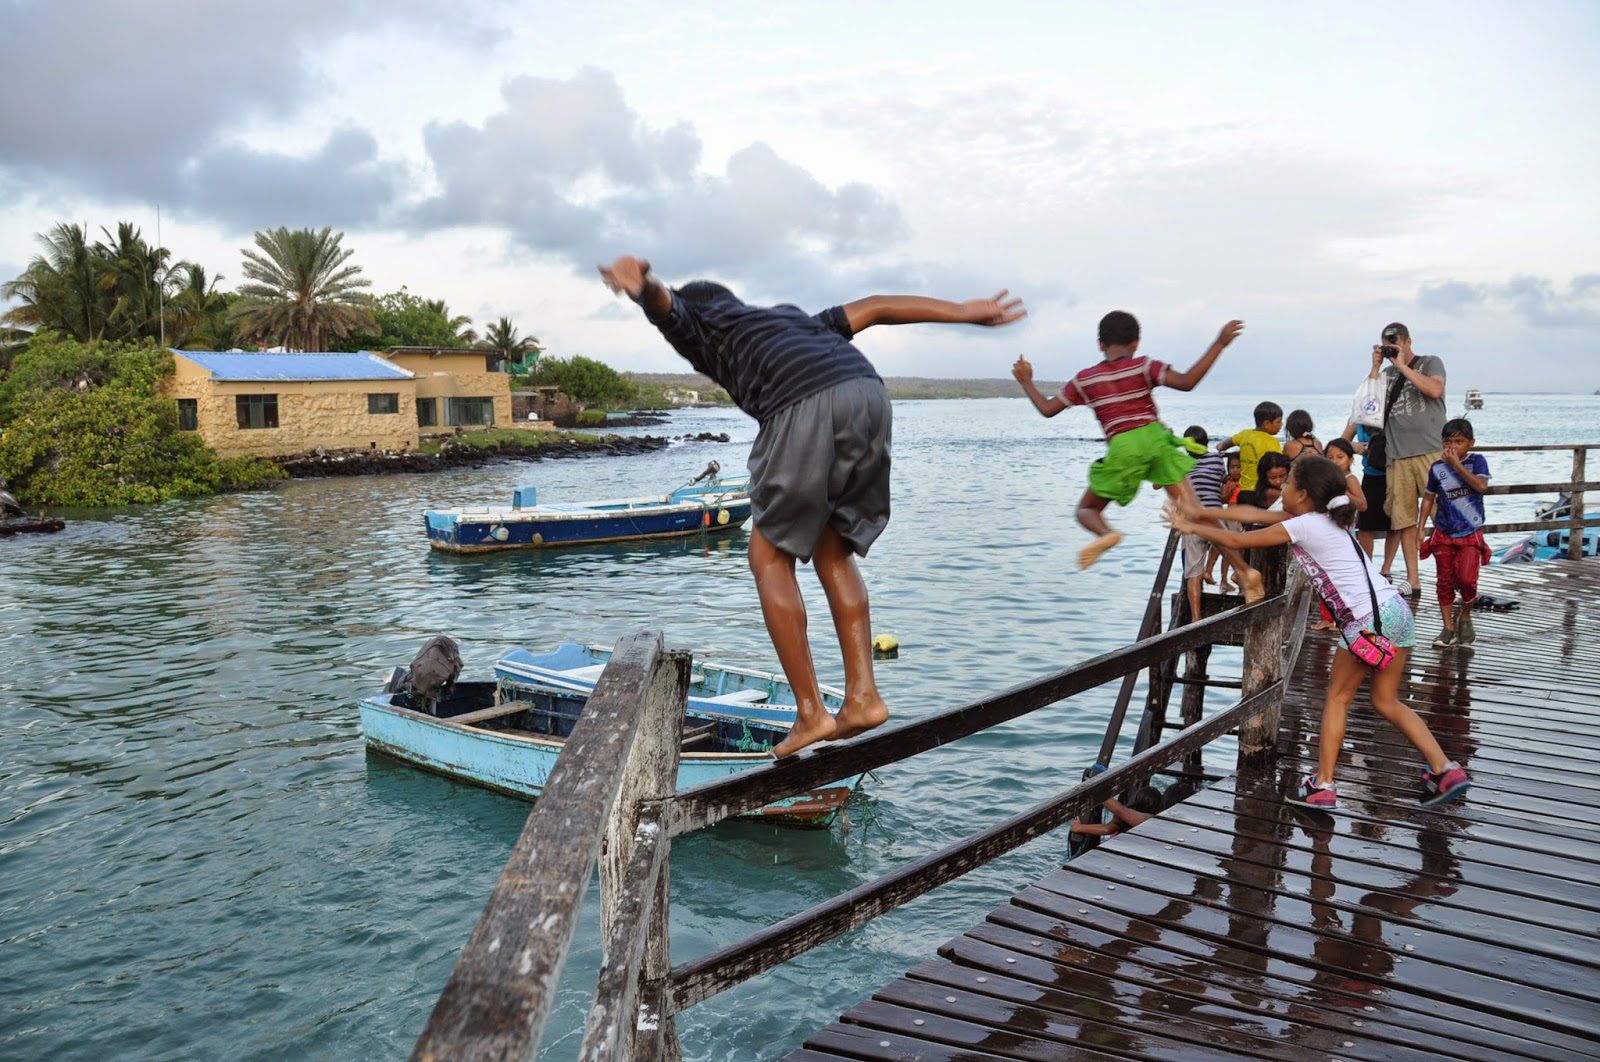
[1350,375,1385,428]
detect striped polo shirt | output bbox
[1059,355,1169,440]
[650,290,880,424]
[1187,452,1227,508]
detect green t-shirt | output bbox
[1234,428,1283,491]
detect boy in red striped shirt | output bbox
[1013,311,1245,570]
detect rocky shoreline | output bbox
[273,431,731,479]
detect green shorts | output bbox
[1088,422,1195,506]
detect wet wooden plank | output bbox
[978,900,1593,1060]
[1172,783,1600,905]
[795,1023,1018,1061]
[839,998,1173,1061]
[919,940,1455,1060]
[1025,867,1600,1034]
[798,561,1600,1059]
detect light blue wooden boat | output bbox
[358,678,861,827]
[423,473,752,553]
[495,642,846,729]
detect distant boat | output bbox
[1464,388,1484,410]
[423,472,751,552]
[359,676,862,827]
[496,641,846,729]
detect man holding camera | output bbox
[1376,322,1447,596]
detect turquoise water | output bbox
[3,393,1594,1060]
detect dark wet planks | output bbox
[795,562,1600,1060]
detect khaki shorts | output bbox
[1385,452,1439,531]
[1181,533,1211,580]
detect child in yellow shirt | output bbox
[1218,401,1284,493]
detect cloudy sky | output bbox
[3,0,1596,391]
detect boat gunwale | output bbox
[358,693,787,762]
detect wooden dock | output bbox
[793,560,1600,1061]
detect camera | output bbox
[1381,344,1399,359]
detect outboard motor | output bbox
[395,635,463,715]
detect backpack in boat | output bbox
[399,635,463,708]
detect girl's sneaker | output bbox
[1291,774,1338,809]
[1433,628,1456,649]
[1421,763,1471,807]
[1389,576,1413,597]
[1459,613,1477,644]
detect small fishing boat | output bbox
[1491,492,1600,564]
[496,642,845,729]
[358,678,862,827]
[1464,388,1484,410]
[423,472,752,553]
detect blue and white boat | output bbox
[423,474,752,553]
[1491,492,1600,564]
[496,642,848,729]
[358,677,862,827]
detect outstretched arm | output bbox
[1011,355,1066,417]
[599,255,673,320]
[1168,507,1293,551]
[841,290,1025,334]
[1192,503,1291,526]
[1165,320,1245,391]
[1104,798,1152,829]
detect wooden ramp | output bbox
[793,561,1600,1061]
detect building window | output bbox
[447,397,495,427]
[177,399,198,431]
[236,394,279,429]
[416,398,437,427]
[367,392,399,415]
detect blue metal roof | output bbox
[174,351,414,382]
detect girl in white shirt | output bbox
[1168,455,1470,810]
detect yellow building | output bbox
[166,351,421,458]
[376,348,513,434]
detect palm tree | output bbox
[1,222,188,344]
[97,222,182,344]
[167,265,238,349]
[423,297,476,346]
[229,227,375,351]
[2,223,108,341]
[478,316,541,373]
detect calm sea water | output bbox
[3,392,1594,1060]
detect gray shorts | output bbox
[747,377,891,562]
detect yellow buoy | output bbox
[871,633,899,654]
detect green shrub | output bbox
[522,355,634,408]
[0,332,283,506]
[574,409,609,427]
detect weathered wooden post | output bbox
[1569,447,1587,562]
[584,648,690,1061]
[1236,545,1294,769]
[413,631,675,1062]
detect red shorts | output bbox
[1422,529,1489,606]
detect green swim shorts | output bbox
[1088,422,1196,506]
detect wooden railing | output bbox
[411,444,1598,1060]
[412,549,1311,1060]
[1474,443,1598,560]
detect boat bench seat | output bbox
[710,688,768,705]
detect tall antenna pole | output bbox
[156,204,166,347]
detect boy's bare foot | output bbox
[1079,531,1123,570]
[1241,569,1265,604]
[1202,572,1217,585]
[832,694,890,741]
[772,712,839,759]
